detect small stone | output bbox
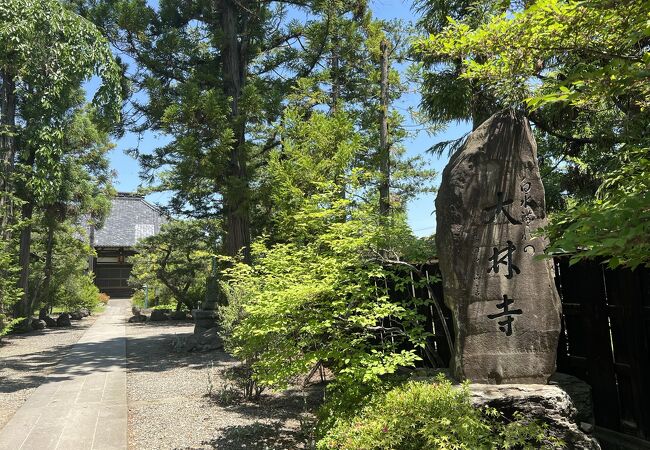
[57,313,72,327]
[30,319,46,330]
[69,311,83,320]
[128,314,147,323]
[149,309,169,321]
[170,311,188,320]
[42,316,57,328]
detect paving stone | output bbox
[0,299,129,450]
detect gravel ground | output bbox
[0,315,99,428]
[126,320,321,450]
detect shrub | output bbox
[318,376,562,450]
[57,273,101,312]
[218,281,265,400]
[98,293,110,305]
[0,315,24,342]
[129,219,214,311]
[131,290,145,308]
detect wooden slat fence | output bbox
[387,258,650,443]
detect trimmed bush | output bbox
[318,376,562,450]
[57,273,101,313]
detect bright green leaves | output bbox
[0,0,121,122]
[413,0,650,116]
[217,102,432,397]
[414,0,650,269]
[0,0,121,204]
[545,147,650,269]
[318,376,559,449]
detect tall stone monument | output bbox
[436,110,562,384]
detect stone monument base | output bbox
[469,373,600,449]
[170,309,223,352]
[192,309,219,333]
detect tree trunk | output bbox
[41,208,56,309]
[15,145,36,321]
[470,90,493,130]
[0,70,16,239]
[219,0,251,262]
[378,39,390,218]
[330,36,340,112]
[469,56,493,130]
[17,200,33,319]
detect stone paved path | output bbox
[0,299,129,450]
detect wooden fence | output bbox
[391,259,650,444]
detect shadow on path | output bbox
[203,421,306,450]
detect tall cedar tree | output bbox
[73,0,375,261]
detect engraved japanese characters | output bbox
[435,110,562,384]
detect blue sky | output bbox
[102,0,471,237]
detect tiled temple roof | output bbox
[91,193,167,247]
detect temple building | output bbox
[89,193,167,298]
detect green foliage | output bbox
[545,148,650,269]
[0,237,22,317]
[318,376,561,450]
[130,219,216,311]
[0,0,121,202]
[56,273,101,312]
[0,316,24,339]
[218,280,250,354]
[1,0,122,321]
[34,225,101,312]
[222,224,427,390]
[413,0,650,268]
[219,97,433,399]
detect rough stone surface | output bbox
[469,381,600,449]
[128,314,147,323]
[42,316,57,328]
[149,309,169,321]
[192,309,219,332]
[56,313,72,327]
[69,311,83,320]
[169,310,188,320]
[436,110,562,384]
[550,372,595,426]
[30,319,46,330]
[172,327,224,352]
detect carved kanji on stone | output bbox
[435,110,562,384]
[487,295,523,336]
[488,241,520,279]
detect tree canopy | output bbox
[0,0,122,323]
[413,0,650,268]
